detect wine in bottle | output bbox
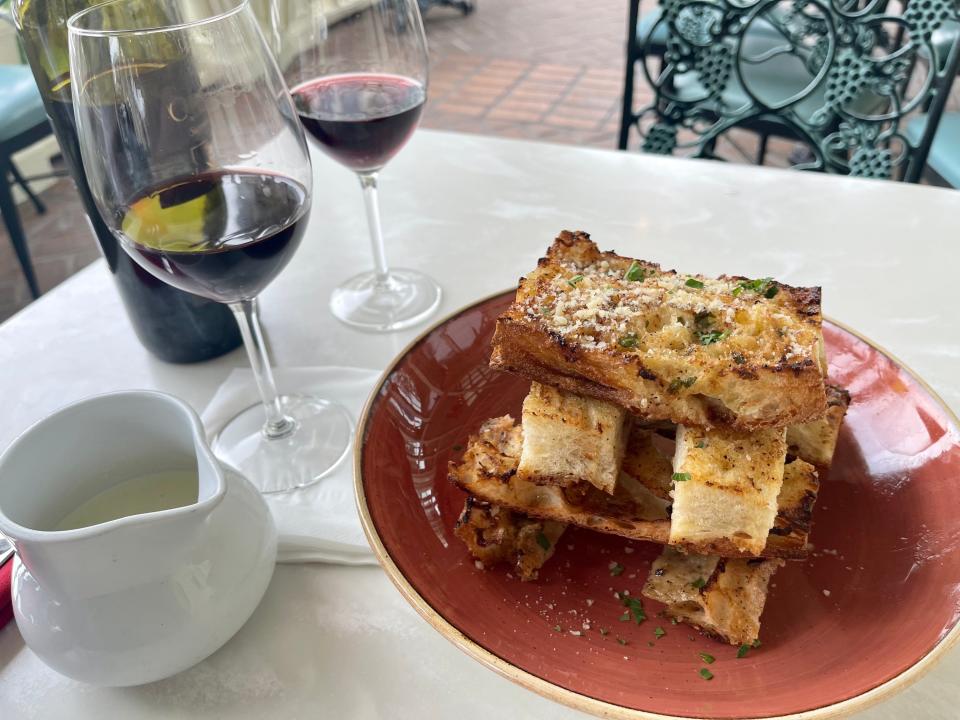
[13,0,242,363]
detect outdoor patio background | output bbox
[0,0,956,324]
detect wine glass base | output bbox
[212,394,353,494]
[330,268,441,332]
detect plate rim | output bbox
[354,290,960,720]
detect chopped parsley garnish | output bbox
[693,312,728,345]
[691,577,707,589]
[553,625,562,632]
[540,304,554,316]
[567,274,584,287]
[732,351,746,364]
[617,637,628,646]
[699,330,729,345]
[699,652,716,664]
[621,596,647,624]
[671,617,679,625]
[609,562,625,576]
[672,472,691,482]
[619,612,630,622]
[624,261,645,282]
[699,668,714,681]
[738,639,761,657]
[685,278,705,289]
[599,628,609,636]
[654,626,665,639]
[734,277,778,299]
[695,441,706,449]
[536,532,551,551]
[618,333,639,349]
[667,376,697,393]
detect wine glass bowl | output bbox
[276,0,441,332]
[290,74,425,174]
[68,0,353,493]
[118,170,310,303]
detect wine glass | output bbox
[68,0,352,493]
[272,0,441,332]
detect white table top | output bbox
[1,130,958,719]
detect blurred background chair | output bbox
[906,111,960,186]
[905,20,960,187]
[0,62,54,299]
[619,0,792,156]
[619,0,960,181]
[418,0,474,16]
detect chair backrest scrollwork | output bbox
[634,0,960,180]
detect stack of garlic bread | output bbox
[450,231,849,647]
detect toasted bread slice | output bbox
[786,384,850,467]
[449,416,818,558]
[770,458,819,548]
[490,231,827,430]
[516,384,843,501]
[670,425,788,556]
[454,496,566,581]
[642,546,782,646]
[517,382,628,494]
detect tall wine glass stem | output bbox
[229,298,297,440]
[359,172,390,284]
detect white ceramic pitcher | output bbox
[0,391,277,686]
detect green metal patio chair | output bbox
[0,62,52,299]
[621,0,960,181]
[904,21,960,187]
[619,0,789,156]
[905,111,960,186]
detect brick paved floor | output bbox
[421,0,632,147]
[0,0,953,323]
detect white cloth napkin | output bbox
[201,366,380,565]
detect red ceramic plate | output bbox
[355,292,960,720]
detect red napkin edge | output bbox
[0,559,13,629]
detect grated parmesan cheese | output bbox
[522,254,818,376]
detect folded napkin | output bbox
[202,367,381,565]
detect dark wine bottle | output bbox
[13,0,242,363]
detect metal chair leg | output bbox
[0,157,41,299]
[756,134,769,165]
[618,0,642,150]
[8,161,45,215]
[618,54,637,150]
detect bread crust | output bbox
[490,231,827,431]
[454,496,566,581]
[642,546,782,646]
[786,384,851,467]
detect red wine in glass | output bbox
[118,170,309,303]
[291,73,425,173]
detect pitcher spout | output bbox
[0,391,226,598]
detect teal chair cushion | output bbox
[637,7,667,49]
[0,65,47,144]
[905,113,960,188]
[932,22,959,71]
